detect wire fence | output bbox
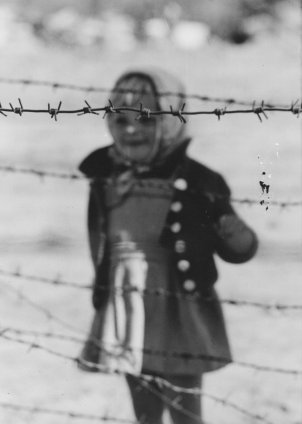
[0,401,137,424]
[1,268,302,312]
[0,165,84,181]
[0,76,295,108]
[138,377,274,424]
[1,79,301,423]
[0,98,301,121]
[0,165,301,208]
[0,282,85,335]
[2,324,301,376]
[0,331,291,424]
[1,278,301,377]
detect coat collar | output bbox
[79,139,191,180]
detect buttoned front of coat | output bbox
[79,146,258,309]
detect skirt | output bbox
[78,242,232,376]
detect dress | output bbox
[79,177,232,376]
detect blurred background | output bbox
[0,0,301,423]
[0,0,300,50]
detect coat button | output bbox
[177,260,190,272]
[170,222,181,233]
[175,240,186,253]
[174,178,188,191]
[183,279,196,292]
[170,201,183,212]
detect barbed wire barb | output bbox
[102,99,122,118]
[136,103,151,120]
[213,106,227,121]
[253,100,268,122]
[0,102,7,117]
[290,99,302,117]
[9,98,24,116]
[169,103,187,123]
[48,100,62,121]
[78,100,99,116]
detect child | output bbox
[78,69,258,424]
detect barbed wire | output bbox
[0,165,84,180]
[0,268,91,290]
[1,165,301,208]
[137,379,204,423]
[4,326,85,344]
[0,401,137,423]
[230,197,302,208]
[0,281,84,335]
[0,78,299,424]
[1,311,301,377]
[0,333,288,424]
[4,325,302,378]
[2,268,302,312]
[0,98,301,121]
[138,377,274,424]
[0,76,292,108]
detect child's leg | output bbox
[126,374,165,424]
[164,375,203,424]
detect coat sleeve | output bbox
[212,175,258,264]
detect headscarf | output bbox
[107,68,190,167]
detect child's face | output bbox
[109,113,158,163]
[107,81,159,163]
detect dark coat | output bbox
[79,145,258,310]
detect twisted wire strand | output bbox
[0,76,291,108]
[0,333,283,424]
[136,378,207,424]
[0,165,84,180]
[0,401,136,423]
[139,377,274,424]
[0,282,85,336]
[0,165,301,207]
[0,101,301,120]
[1,319,301,376]
[0,268,91,290]
[1,268,302,311]
[5,326,85,344]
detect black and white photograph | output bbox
[0,1,301,423]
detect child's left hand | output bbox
[214,214,257,257]
[215,214,246,239]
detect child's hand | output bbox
[215,214,246,239]
[214,214,257,257]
